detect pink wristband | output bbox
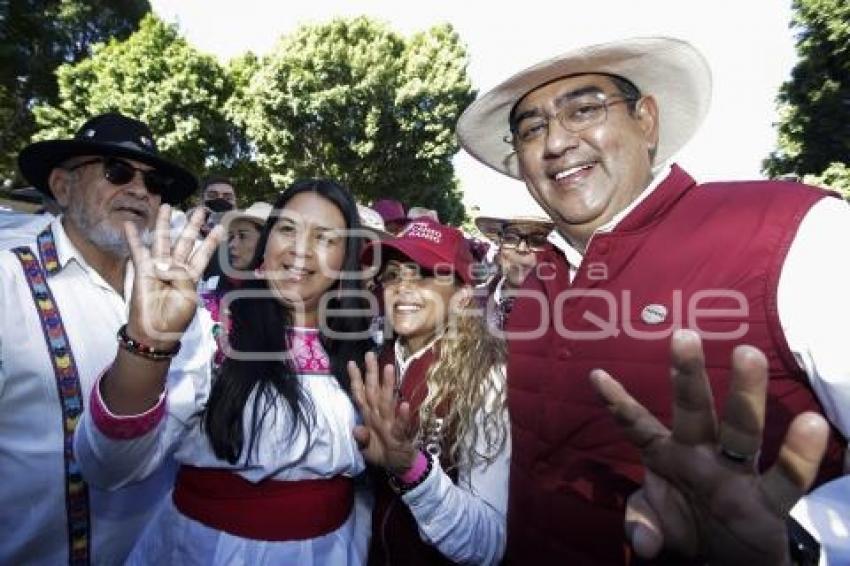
[398,451,429,485]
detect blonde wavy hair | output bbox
[416,301,508,471]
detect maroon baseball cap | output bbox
[362,219,475,284]
[371,198,406,223]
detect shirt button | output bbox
[595,240,611,255]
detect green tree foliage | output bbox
[29,14,249,204]
[763,0,850,179]
[230,17,475,224]
[804,162,850,198]
[0,0,150,184]
[219,51,275,202]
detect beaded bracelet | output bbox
[388,450,433,495]
[116,324,181,361]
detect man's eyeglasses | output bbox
[500,231,549,252]
[67,157,174,196]
[508,93,638,146]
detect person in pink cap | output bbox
[350,218,510,565]
[371,198,407,235]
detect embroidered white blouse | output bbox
[74,327,371,565]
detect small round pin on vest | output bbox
[641,304,668,325]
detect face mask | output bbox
[204,198,235,213]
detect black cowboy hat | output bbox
[18,112,198,205]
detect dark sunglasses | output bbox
[500,231,549,251]
[67,157,174,196]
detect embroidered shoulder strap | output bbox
[11,226,90,566]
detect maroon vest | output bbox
[368,343,458,566]
[505,165,845,564]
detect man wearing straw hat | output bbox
[475,214,553,330]
[457,37,850,564]
[0,112,211,564]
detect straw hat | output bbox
[474,215,554,242]
[224,201,272,228]
[456,36,712,179]
[357,203,392,240]
[407,206,440,222]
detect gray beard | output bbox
[65,200,152,258]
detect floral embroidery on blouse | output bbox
[201,291,222,323]
[286,328,331,374]
[200,290,229,368]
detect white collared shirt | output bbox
[0,211,53,251]
[0,216,208,565]
[547,163,673,281]
[394,333,443,381]
[492,274,508,304]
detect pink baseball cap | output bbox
[362,219,475,284]
[371,198,406,223]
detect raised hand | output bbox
[348,352,418,476]
[590,329,827,565]
[125,205,224,349]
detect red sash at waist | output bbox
[173,465,354,541]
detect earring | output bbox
[253,262,265,279]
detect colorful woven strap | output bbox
[12,226,90,565]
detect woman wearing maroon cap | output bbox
[351,219,510,565]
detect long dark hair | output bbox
[203,179,374,464]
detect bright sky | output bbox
[150,0,798,218]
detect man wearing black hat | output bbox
[0,112,212,564]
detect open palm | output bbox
[348,352,418,476]
[125,205,224,348]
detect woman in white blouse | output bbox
[75,179,375,564]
